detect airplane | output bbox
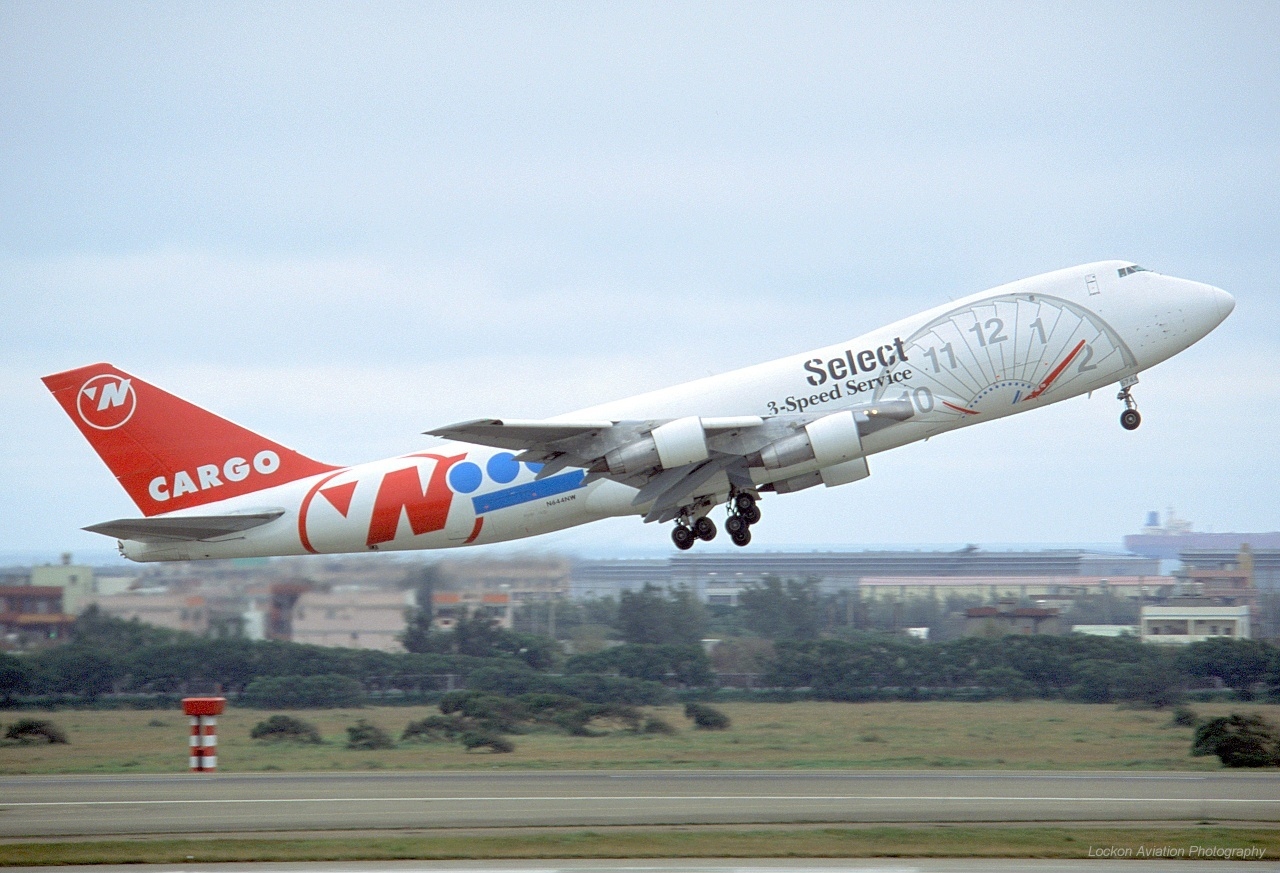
[44,260,1233,562]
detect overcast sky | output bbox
[2,2,1277,564]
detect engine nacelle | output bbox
[769,471,822,494]
[751,410,864,470]
[765,455,871,494]
[605,416,710,475]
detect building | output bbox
[0,585,75,649]
[292,588,415,651]
[964,602,1063,636]
[1072,625,1139,637]
[434,557,571,602]
[430,591,512,630]
[1140,604,1250,643]
[570,549,1161,600]
[571,559,670,599]
[29,558,95,614]
[92,592,210,635]
[1181,547,1280,590]
[858,575,1174,603]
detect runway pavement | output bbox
[1,770,1278,838]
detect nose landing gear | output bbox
[1117,378,1141,431]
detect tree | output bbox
[0,652,32,703]
[1193,714,1280,767]
[403,611,557,669]
[565,643,714,686]
[738,576,822,640]
[617,585,705,645]
[241,674,366,708]
[28,646,119,699]
[70,605,177,651]
[1178,638,1270,700]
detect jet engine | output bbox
[605,416,709,475]
[748,410,863,470]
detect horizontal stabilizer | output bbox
[84,510,285,543]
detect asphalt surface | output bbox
[1,770,1278,837]
[10,864,1280,873]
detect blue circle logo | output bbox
[448,461,483,494]
[487,452,520,484]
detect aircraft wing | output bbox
[83,510,286,543]
[427,402,913,522]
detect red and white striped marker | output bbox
[182,697,226,772]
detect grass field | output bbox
[3,700,1277,774]
[3,826,1278,866]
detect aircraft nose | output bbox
[1211,285,1236,322]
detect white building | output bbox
[292,588,415,651]
[1072,625,1139,637]
[1140,604,1250,644]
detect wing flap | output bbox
[84,510,286,543]
[425,419,613,450]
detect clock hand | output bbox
[1023,339,1086,401]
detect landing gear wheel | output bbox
[730,527,752,547]
[693,516,717,541]
[725,515,746,536]
[672,524,695,550]
[1116,383,1140,431]
[741,505,761,525]
[734,493,756,513]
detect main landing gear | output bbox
[670,491,762,550]
[1117,384,1141,431]
[725,491,761,548]
[671,513,719,551]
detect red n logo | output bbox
[366,454,465,547]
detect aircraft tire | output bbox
[1120,409,1141,430]
[741,505,761,525]
[725,515,746,535]
[731,527,752,547]
[672,525,696,550]
[734,493,756,513]
[693,516,717,541]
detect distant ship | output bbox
[1123,508,1280,559]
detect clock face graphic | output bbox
[873,293,1137,432]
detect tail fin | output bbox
[43,363,337,517]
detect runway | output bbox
[2,770,1278,838]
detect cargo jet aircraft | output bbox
[44,261,1233,562]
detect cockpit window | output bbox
[1117,265,1149,277]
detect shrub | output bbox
[684,702,730,730]
[345,719,394,750]
[461,730,514,753]
[1192,714,1280,767]
[4,718,68,744]
[1170,706,1199,728]
[250,714,322,744]
[640,716,676,734]
[402,715,466,742]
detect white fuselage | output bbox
[122,261,1233,561]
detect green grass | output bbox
[3,826,1278,865]
[2,700,1277,774]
